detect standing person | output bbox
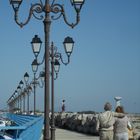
[96,102,124,140]
[114,106,132,140]
[61,100,65,112]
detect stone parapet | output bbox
[54,112,140,139]
[55,112,98,135]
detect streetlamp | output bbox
[24,72,30,114]
[13,90,18,113]
[7,94,15,113]
[31,59,38,115]
[9,1,85,140]
[50,40,74,140]
[31,58,45,114]
[17,85,22,113]
[22,88,26,114]
[50,55,60,140]
[14,90,20,113]
[19,80,24,113]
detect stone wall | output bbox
[55,112,98,135]
[55,112,140,139]
[128,114,140,140]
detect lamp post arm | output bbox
[13,3,44,28]
[37,80,44,88]
[34,74,44,88]
[61,6,80,28]
[50,61,58,80]
[51,4,80,28]
[55,52,70,65]
[37,53,45,65]
[53,72,58,80]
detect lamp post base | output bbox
[50,126,56,140]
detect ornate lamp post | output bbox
[9,0,85,139]
[15,81,23,113]
[13,90,18,112]
[19,80,24,90]
[50,57,60,140]
[7,95,14,113]
[19,80,24,113]
[50,39,74,140]
[22,88,26,113]
[31,59,38,115]
[24,72,30,114]
[14,90,20,113]
[17,85,22,113]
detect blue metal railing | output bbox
[0,113,44,140]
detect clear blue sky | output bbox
[0,0,140,113]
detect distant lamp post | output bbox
[49,38,74,140]
[19,80,24,113]
[19,80,24,88]
[7,92,17,113]
[10,0,85,139]
[22,88,26,113]
[31,59,38,115]
[14,90,20,113]
[17,85,22,113]
[24,72,30,114]
[24,72,29,83]
[16,87,20,96]
[50,59,60,140]
[31,59,44,114]
[14,90,18,112]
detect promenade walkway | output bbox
[56,128,99,140]
[41,128,99,140]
